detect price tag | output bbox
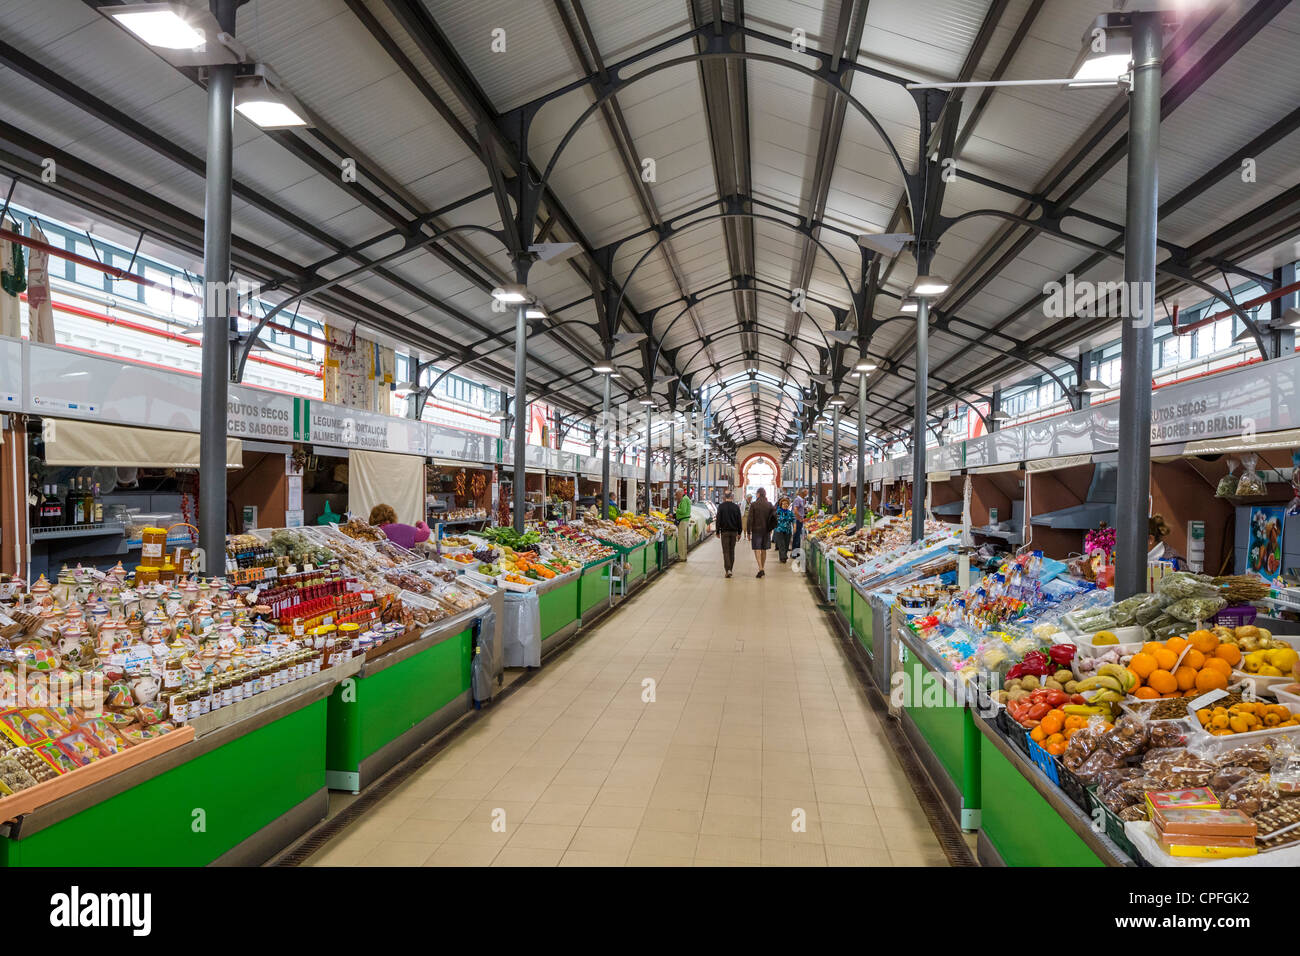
[361,591,374,602]
[1186,688,1229,711]
[285,565,297,575]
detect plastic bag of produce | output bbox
[1140,747,1214,788]
[1101,713,1150,760]
[1164,595,1226,623]
[1215,457,1240,497]
[1113,592,1165,627]
[1236,453,1266,496]
[1219,773,1280,816]
[1154,571,1221,601]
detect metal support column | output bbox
[989,387,1002,432]
[832,405,841,511]
[1115,11,1162,599]
[198,0,238,566]
[912,292,929,543]
[601,373,611,517]
[856,372,867,530]
[1075,354,1091,409]
[667,418,676,505]
[643,408,652,514]
[816,425,823,511]
[512,288,528,533]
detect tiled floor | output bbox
[304,537,950,867]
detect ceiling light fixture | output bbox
[102,2,247,65]
[592,361,616,374]
[234,67,310,129]
[525,307,547,319]
[910,275,949,297]
[1077,378,1108,393]
[490,283,530,304]
[899,297,918,314]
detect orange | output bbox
[1147,669,1178,694]
[1189,630,1219,654]
[1182,648,1206,671]
[1142,641,1165,657]
[1134,686,1160,700]
[1174,665,1198,692]
[1203,657,1233,678]
[1163,692,1184,699]
[1127,667,1144,689]
[1129,653,1157,679]
[1030,725,1046,742]
[1195,668,1229,692]
[1153,648,1178,671]
[1214,644,1242,667]
[1165,636,1189,655]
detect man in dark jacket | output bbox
[715,490,743,578]
[746,488,775,578]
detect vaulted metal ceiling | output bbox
[1,0,1297,454]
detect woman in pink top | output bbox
[368,504,430,550]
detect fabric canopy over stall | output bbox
[969,462,1022,475]
[1183,428,1300,457]
[348,449,423,526]
[44,420,241,469]
[1026,455,1092,473]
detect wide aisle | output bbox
[305,538,950,866]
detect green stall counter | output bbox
[834,564,853,629]
[579,559,613,619]
[538,573,581,642]
[975,717,1121,867]
[0,665,353,867]
[850,582,873,654]
[325,597,498,793]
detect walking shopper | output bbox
[606,493,619,519]
[746,488,775,578]
[675,488,693,563]
[715,490,742,578]
[773,496,795,564]
[791,488,806,549]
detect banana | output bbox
[1062,704,1106,715]
[1091,689,1125,703]
[1097,663,1136,692]
[1076,675,1124,693]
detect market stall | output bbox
[809,503,1300,867]
[0,511,503,865]
[425,459,490,537]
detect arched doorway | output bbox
[739,453,779,504]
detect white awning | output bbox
[44,420,242,469]
[968,462,1021,475]
[1026,454,1092,473]
[927,471,952,482]
[348,449,424,525]
[1183,428,1300,457]
[430,457,488,470]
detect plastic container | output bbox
[1072,625,1145,659]
[1214,605,1258,628]
[1183,712,1300,753]
[1270,684,1300,709]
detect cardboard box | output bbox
[1153,806,1257,838]
[1162,842,1258,859]
[1144,787,1219,818]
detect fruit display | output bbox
[1125,631,1238,699]
[1194,700,1298,735]
[336,518,384,542]
[477,525,542,552]
[544,527,615,565]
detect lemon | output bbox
[1092,631,1119,646]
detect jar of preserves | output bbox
[140,527,168,568]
